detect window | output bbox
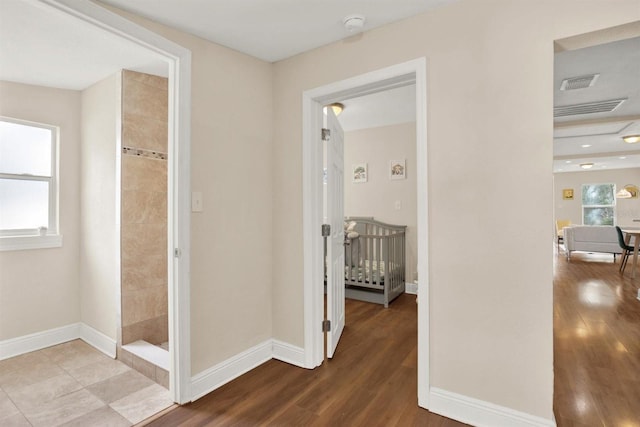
[582,183,615,226]
[0,117,61,250]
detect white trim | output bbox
[405,281,418,295]
[79,323,117,358]
[190,340,273,402]
[0,322,117,360]
[272,339,306,367]
[0,323,80,360]
[44,0,193,404]
[302,58,429,405]
[430,388,556,427]
[0,234,63,251]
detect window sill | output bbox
[0,234,63,251]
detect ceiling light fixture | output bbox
[343,14,365,33]
[622,134,640,144]
[324,102,344,116]
[580,163,594,169]
[581,144,592,148]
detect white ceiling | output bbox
[98,0,458,63]
[553,36,640,173]
[337,84,416,132]
[0,0,168,91]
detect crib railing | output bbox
[344,219,406,301]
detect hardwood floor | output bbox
[146,294,466,426]
[553,251,640,426]
[147,249,640,426]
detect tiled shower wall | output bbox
[120,70,168,347]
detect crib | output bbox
[344,217,407,308]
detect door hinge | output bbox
[174,248,181,258]
[322,128,331,141]
[322,320,331,332]
[322,224,331,237]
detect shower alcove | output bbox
[117,70,170,388]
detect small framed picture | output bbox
[389,159,406,180]
[352,163,367,183]
[562,189,574,200]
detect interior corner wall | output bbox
[103,6,275,376]
[271,0,640,421]
[80,73,120,341]
[0,81,81,340]
[344,122,417,282]
[554,168,640,228]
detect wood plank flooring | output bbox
[146,294,466,426]
[147,249,640,426]
[553,251,640,426]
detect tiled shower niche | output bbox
[119,70,169,388]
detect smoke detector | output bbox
[343,15,365,33]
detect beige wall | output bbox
[554,168,640,228]
[0,81,81,340]
[104,6,275,375]
[79,74,119,341]
[272,0,640,420]
[344,122,417,281]
[120,70,169,346]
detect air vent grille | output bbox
[554,98,626,117]
[560,74,599,91]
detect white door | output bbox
[325,107,345,358]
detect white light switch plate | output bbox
[192,191,203,212]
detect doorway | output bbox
[302,58,430,408]
[43,0,192,404]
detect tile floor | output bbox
[0,340,174,426]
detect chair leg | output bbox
[621,250,629,273]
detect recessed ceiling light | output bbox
[619,156,627,160]
[565,160,572,164]
[581,144,592,148]
[623,134,640,143]
[580,163,594,169]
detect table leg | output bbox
[633,236,640,278]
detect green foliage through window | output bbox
[582,184,615,225]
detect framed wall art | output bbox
[352,163,367,183]
[389,159,406,180]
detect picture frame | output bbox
[389,159,406,180]
[352,163,367,183]
[562,188,574,200]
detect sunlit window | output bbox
[0,117,58,240]
[581,183,615,226]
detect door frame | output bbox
[301,58,430,408]
[44,0,192,404]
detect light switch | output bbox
[394,200,401,210]
[192,191,203,212]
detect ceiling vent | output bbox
[560,74,599,91]
[554,98,627,117]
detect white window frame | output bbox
[581,183,616,226]
[0,116,62,251]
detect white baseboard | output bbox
[272,339,305,367]
[0,323,81,360]
[190,340,272,401]
[405,281,418,295]
[79,323,116,358]
[0,322,117,361]
[430,387,556,427]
